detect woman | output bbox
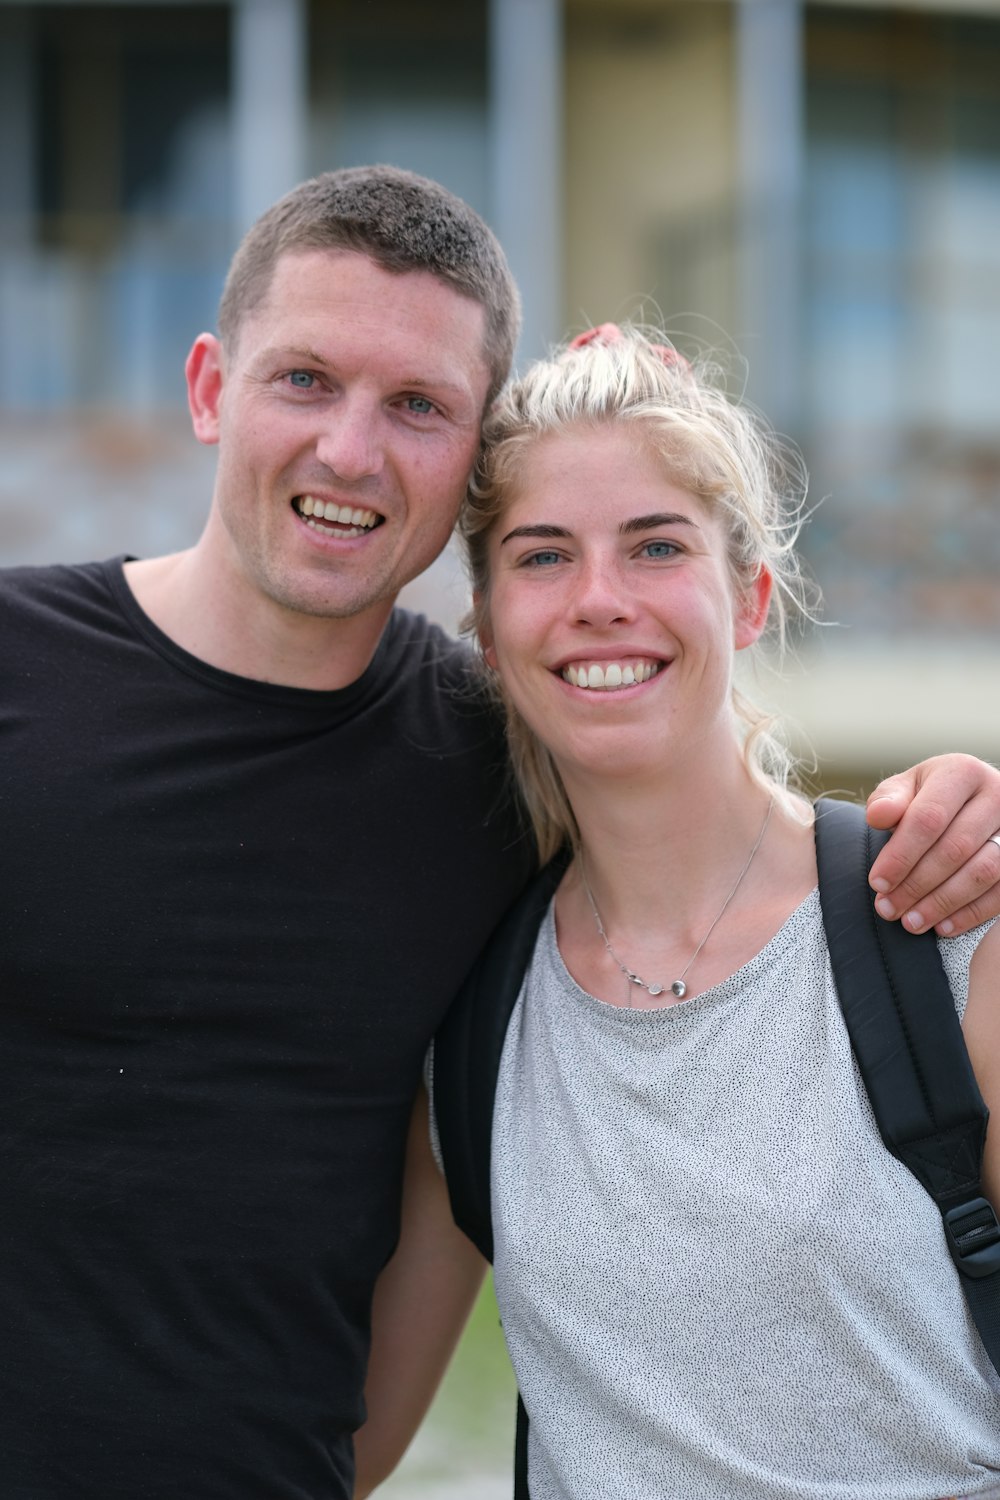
[358,328,1000,1499]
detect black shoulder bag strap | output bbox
[434,849,567,1261]
[814,796,1000,1374]
[433,851,568,1500]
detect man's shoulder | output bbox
[379,606,508,754]
[0,560,130,688]
[381,606,488,701]
[0,557,118,614]
[384,606,472,667]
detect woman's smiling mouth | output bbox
[560,659,664,691]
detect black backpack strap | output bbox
[433,849,568,1262]
[814,797,1000,1370]
[434,855,568,1500]
[513,1395,530,1500]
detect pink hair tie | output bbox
[568,322,690,372]
[568,323,623,350]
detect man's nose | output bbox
[314,397,383,483]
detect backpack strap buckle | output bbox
[944,1197,1000,1279]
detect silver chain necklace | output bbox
[579,798,774,1002]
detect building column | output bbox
[0,6,37,248]
[231,0,309,234]
[489,0,564,365]
[735,0,804,430]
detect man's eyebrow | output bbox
[258,344,328,366]
[256,345,473,396]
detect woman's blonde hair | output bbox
[459,327,816,864]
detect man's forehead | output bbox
[267,245,480,321]
[252,249,489,376]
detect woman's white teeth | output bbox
[298,496,377,529]
[561,661,661,691]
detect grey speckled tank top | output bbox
[491,891,1000,1500]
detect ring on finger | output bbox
[989,834,1000,851]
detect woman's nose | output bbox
[570,559,634,627]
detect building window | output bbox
[802,7,1000,637]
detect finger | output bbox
[933,879,1000,937]
[876,839,1000,935]
[870,802,999,913]
[869,754,1000,843]
[866,771,921,832]
[868,796,960,899]
[868,755,1000,895]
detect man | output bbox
[0,165,997,1500]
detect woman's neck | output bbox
[562,747,769,915]
[554,750,816,1006]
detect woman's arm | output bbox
[960,920,1000,1207]
[353,1084,487,1498]
[866,754,1000,936]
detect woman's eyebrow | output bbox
[499,523,571,546]
[620,512,698,535]
[500,513,701,546]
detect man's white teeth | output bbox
[561,660,662,691]
[297,496,378,529]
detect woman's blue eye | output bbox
[289,370,315,388]
[525,550,562,568]
[643,540,678,559]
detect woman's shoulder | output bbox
[938,916,997,1021]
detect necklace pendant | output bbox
[580,797,773,1017]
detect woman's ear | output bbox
[733,565,773,651]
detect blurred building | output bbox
[1,0,997,778]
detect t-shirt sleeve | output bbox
[938,918,996,1022]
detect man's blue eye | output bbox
[289,371,315,388]
[407,396,434,415]
[644,541,677,558]
[527,550,561,567]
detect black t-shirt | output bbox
[0,559,531,1499]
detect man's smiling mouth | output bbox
[294,495,383,538]
[560,659,664,691]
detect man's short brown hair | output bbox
[218,165,521,405]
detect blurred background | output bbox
[1,0,997,1487]
[2,0,998,781]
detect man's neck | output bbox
[123,551,395,692]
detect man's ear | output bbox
[186,334,225,447]
[734,564,773,651]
